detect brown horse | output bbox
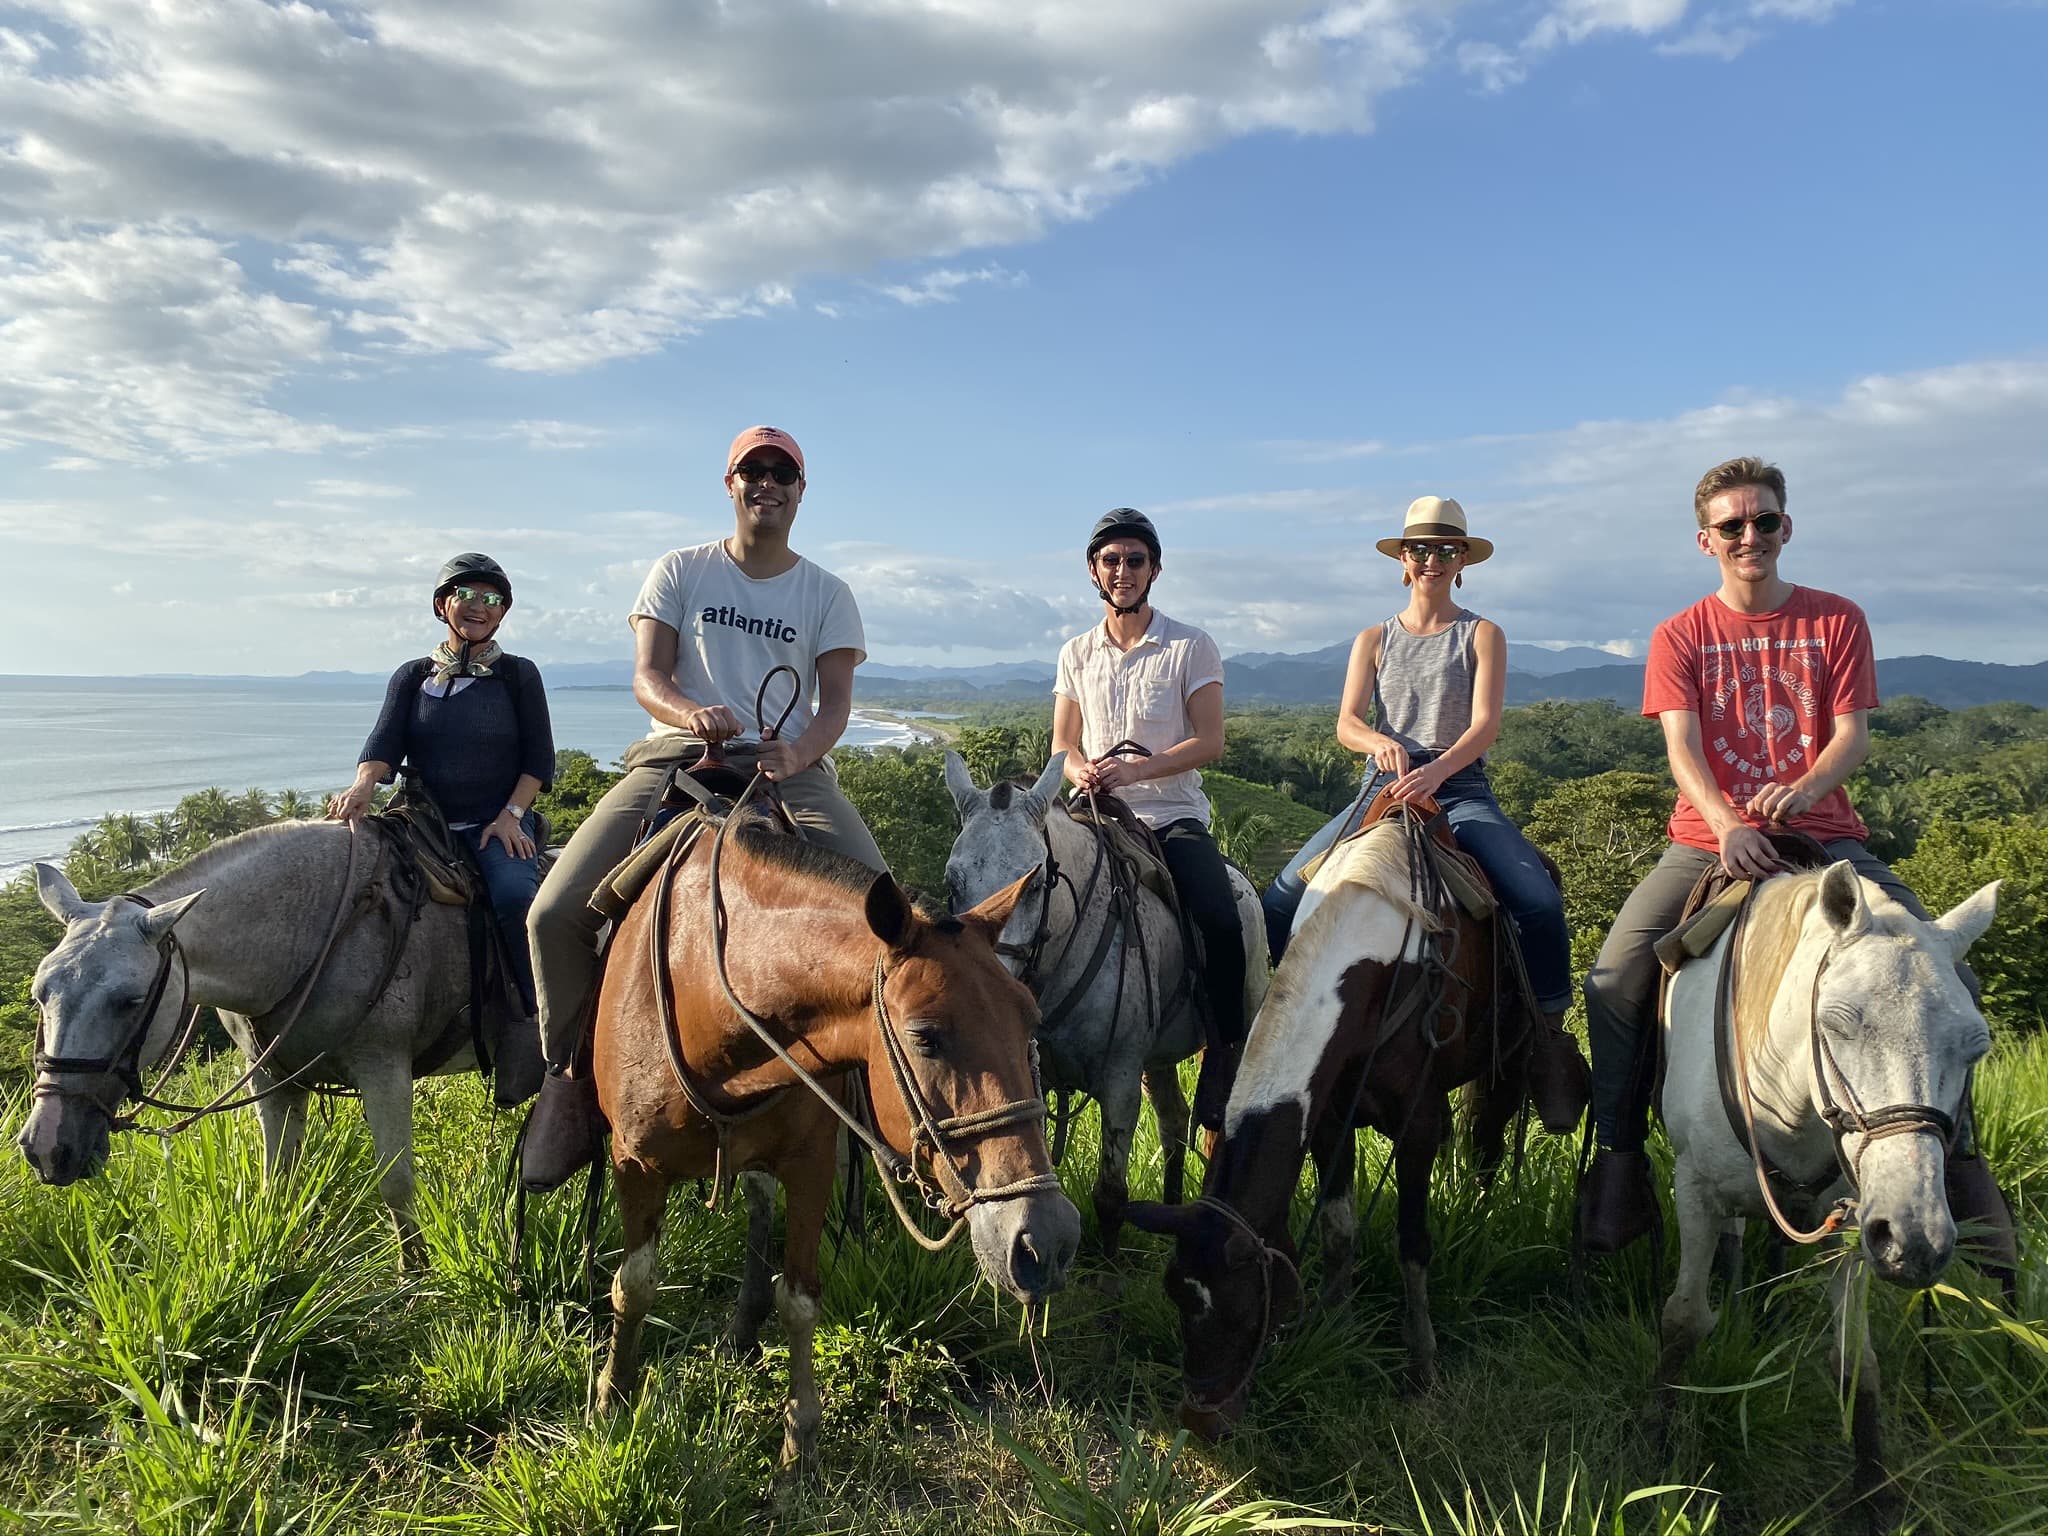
[1127,809,1585,1437]
[591,810,1081,1469]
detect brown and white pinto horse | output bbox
[1129,811,1581,1436]
[592,813,1080,1469]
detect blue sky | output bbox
[3,0,2044,676]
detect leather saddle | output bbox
[1653,829,1832,980]
[1299,785,1501,921]
[588,743,799,923]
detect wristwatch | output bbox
[504,803,528,819]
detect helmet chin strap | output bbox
[1093,582,1149,616]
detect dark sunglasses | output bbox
[1095,551,1150,569]
[1403,541,1466,563]
[1710,510,1784,541]
[732,459,802,486]
[447,586,507,608]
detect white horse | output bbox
[1657,859,2000,1514]
[943,753,1268,1251]
[20,823,493,1260]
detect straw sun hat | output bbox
[1373,496,1494,564]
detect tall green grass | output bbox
[0,1032,2041,1534]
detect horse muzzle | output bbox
[1178,1381,1249,1441]
[1860,1208,1955,1288]
[17,1092,113,1186]
[970,1189,1081,1301]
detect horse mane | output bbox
[1732,872,1824,1053]
[137,820,324,899]
[730,815,878,896]
[1305,822,1444,932]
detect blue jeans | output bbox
[459,812,542,1013]
[1261,763,1572,1013]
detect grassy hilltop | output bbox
[1,698,2043,1532]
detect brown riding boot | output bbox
[1576,1148,1658,1256]
[1528,1010,1592,1136]
[1945,1152,2020,1302]
[519,1069,604,1192]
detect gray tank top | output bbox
[1371,609,1483,759]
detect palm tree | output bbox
[92,813,152,872]
[1211,807,1277,872]
[146,812,182,862]
[1293,741,1361,813]
[179,787,241,846]
[273,789,315,822]
[236,787,275,829]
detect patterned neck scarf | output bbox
[430,638,502,690]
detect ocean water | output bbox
[0,676,926,880]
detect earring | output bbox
[1403,571,1413,587]
[1454,572,1463,588]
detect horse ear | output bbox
[1932,880,1999,959]
[1817,861,1871,941]
[1021,754,1067,817]
[863,872,916,954]
[138,889,206,944]
[957,866,1042,951]
[942,751,981,816]
[1125,1199,1203,1239]
[34,862,98,924]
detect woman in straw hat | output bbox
[1259,496,1589,1128]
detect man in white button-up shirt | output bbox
[1052,509,1245,1129]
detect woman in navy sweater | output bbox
[328,554,555,1040]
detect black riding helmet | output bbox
[1086,508,1161,564]
[432,553,512,617]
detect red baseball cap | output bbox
[725,425,805,478]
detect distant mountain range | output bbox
[123,645,2048,711]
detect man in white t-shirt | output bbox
[1053,508,1245,1130]
[522,426,886,1184]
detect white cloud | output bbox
[307,478,412,500]
[1655,23,1760,58]
[879,264,1026,307]
[0,0,1856,462]
[0,225,362,463]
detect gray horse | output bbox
[943,752,1268,1250]
[20,821,480,1258]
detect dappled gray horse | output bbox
[1657,861,2000,1515]
[21,822,481,1257]
[944,753,1268,1250]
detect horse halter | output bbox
[1178,1195,1301,1416]
[1804,947,1959,1190]
[30,894,189,1118]
[1733,933,1962,1245]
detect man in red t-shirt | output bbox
[1576,457,2013,1274]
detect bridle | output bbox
[30,894,191,1119]
[31,827,365,1141]
[1177,1195,1301,1417]
[650,732,1063,1253]
[1725,905,1961,1244]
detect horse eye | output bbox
[907,1025,945,1058]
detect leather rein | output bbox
[1721,898,1959,1244]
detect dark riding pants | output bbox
[457,810,543,1013]
[1585,836,1978,1152]
[1158,819,1248,1049]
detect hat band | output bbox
[1400,523,1468,539]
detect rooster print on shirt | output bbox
[1702,639,1827,811]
